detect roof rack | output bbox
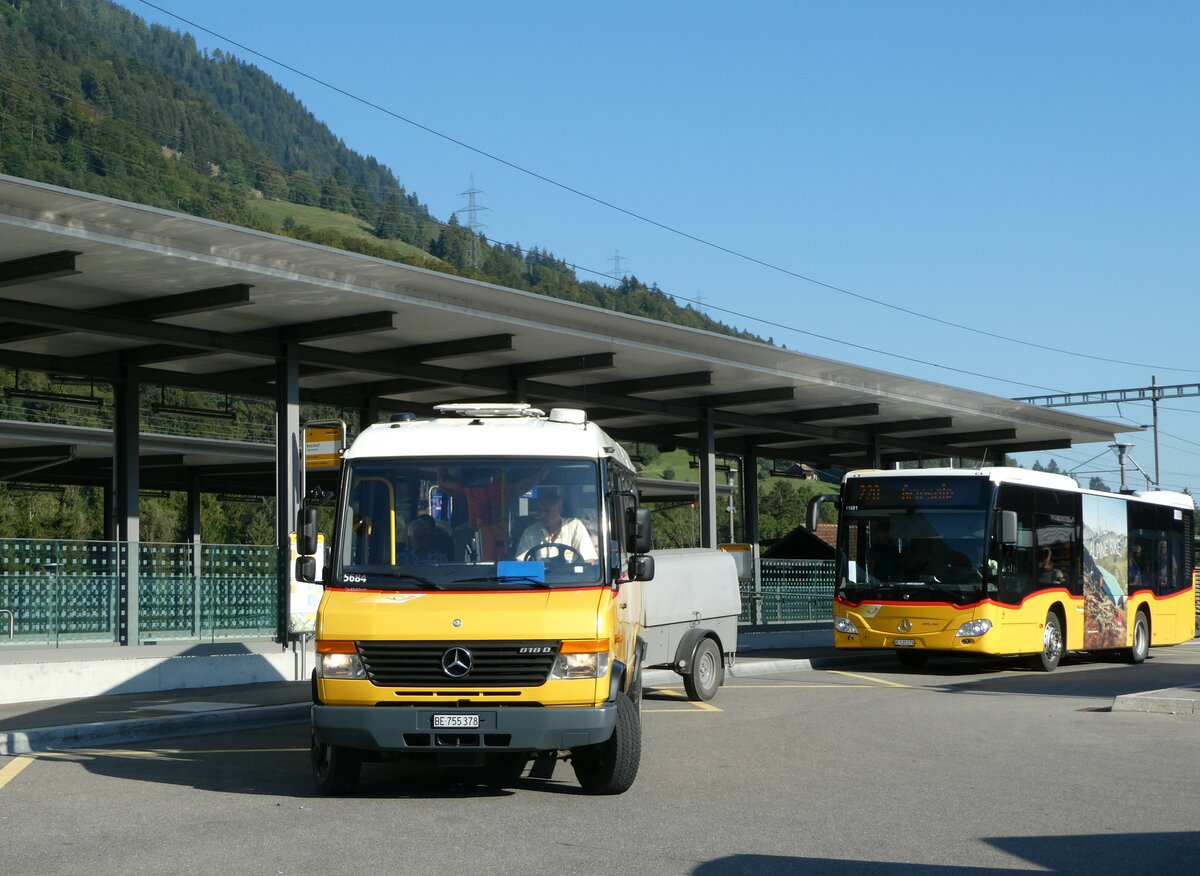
[434,403,545,418]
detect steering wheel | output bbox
[522,542,582,566]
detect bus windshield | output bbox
[334,457,602,590]
[840,477,993,604]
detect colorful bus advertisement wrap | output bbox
[1082,494,1128,649]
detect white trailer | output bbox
[641,548,742,701]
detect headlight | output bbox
[550,651,611,680]
[317,651,366,679]
[955,619,993,638]
[833,616,860,635]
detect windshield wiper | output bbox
[454,575,551,589]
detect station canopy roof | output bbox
[0,174,1124,492]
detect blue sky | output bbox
[123,1,1200,491]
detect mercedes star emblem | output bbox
[441,646,473,678]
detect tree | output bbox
[1088,476,1111,492]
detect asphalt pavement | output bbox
[2,646,1197,756]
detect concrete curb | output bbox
[0,703,310,756]
[1111,689,1200,717]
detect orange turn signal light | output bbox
[316,640,356,654]
[560,638,610,654]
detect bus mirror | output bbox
[295,555,317,584]
[1001,510,1018,545]
[806,493,840,530]
[297,507,319,556]
[628,506,653,554]
[628,554,654,582]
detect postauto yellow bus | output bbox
[830,467,1196,671]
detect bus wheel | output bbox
[1125,610,1150,665]
[311,731,361,795]
[895,649,929,669]
[1030,612,1064,672]
[683,638,722,701]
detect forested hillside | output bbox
[0,0,762,340]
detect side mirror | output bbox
[295,555,317,583]
[806,493,840,530]
[627,506,653,554]
[1000,510,1018,545]
[297,507,319,556]
[627,554,654,582]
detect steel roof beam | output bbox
[0,295,282,357]
[0,444,76,463]
[580,371,713,396]
[377,333,515,362]
[776,402,881,422]
[0,250,80,289]
[108,310,401,366]
[857,416,955,434]
[476,352,615,379]
[0,283,254,346]
[686,386,795,408]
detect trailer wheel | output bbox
[572,691,641,795]
[683,637,722,701]
[311,731,361,796]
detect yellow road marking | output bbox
[645,688,723,711]
[0,755,35,790]
[643,700,715,710]
[721,683,873,689]
[829,670,911,688]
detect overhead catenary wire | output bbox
[131,1,1198,377]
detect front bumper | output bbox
[312,703,617,753]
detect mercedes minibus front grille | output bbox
[357,640,557,687]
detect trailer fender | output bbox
[673,627,724,675]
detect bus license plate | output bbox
[433,714,479,729]
[893,639,917,647]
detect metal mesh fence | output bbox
[744,559,835,624]
[0,539,280,646]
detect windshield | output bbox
[335,457,603,590]
[839,477,993,604]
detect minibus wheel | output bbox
[311,730,361,795]
[572,692,641,795]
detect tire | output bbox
[572,691,641,795]
[1125,610,1150,665]
[1030,611,1064,672]
[683,638,722,702]
[895,649,929,669]
[311,730,361,796]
